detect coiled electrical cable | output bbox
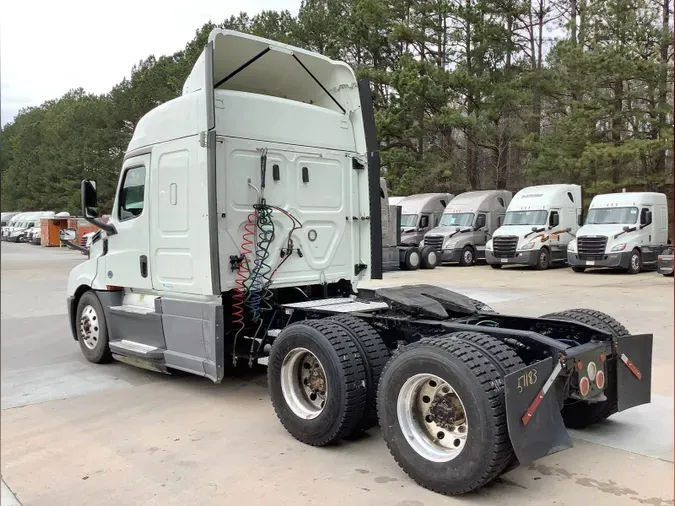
[231,211,257,364]
[248,201,275,322]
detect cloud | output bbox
[0,0,298,126]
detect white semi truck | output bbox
[486,184,581,270]
[568,192,669,274]
[422,190,512,266]
[64,30,653,497]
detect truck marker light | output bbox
[576,361,583,371]
[620,353,642,380]
[595,370,605,389]
[587,361,597,381]
[579,376,590,397]
[521,361,563,426]
[599,352,605,363]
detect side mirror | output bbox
[531,226,539,232]
[59,228,77,242]
[82,179,98,219]
[80,179,117,235]
[565,227,572,233]
[623,225,631,232]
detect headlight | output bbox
[419,239,424,247]
[611,243,627,252]
[520,242,536,250]
[567,240,577,253]
[486,240,493,251]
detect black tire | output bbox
[326,315,391,432]
[75,291,113,364]
[420,246,439,269]
[490,263,502,269]
[401,248,421,271]
[535,247,550,270]
[377,337,514,495]
[268,320,367,446]
[572,266,586,273]
[540,308,629,429]
[625,249,641,274]
[459,246,474,266]
[453,331,524,475]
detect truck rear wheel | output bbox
[401,248,421,270]
[540,308,629,429]
[453,331,524,475]
[326,315,391,432]
[268,320,367,446]
[377,337,514,495]
[420,246,439,269]
[76,291,113,364]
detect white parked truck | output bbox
[64,30,653,497]
[568,192,669,274]
[422,190,512,266]
[486,184,582,269]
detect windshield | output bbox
[439,213,474,227]
[400,214,417,228]
[504,210,548,226]
[586,207,638,225]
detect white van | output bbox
[486,184,582,269]
[568,192,669,274]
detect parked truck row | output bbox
[387,185,670,276]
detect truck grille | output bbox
[493,236,518,258]
[424,235,444,251]
[578,236,607,260]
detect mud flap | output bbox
[504,358,572,465]
[616,333,653,412]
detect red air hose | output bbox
[231,211,258,328]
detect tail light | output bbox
[587,361,597,381]
[579,376,590,397]
[595,370,606,389]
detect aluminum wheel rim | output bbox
[463,250,473,264]
[409,251,420,267]
[428,251,437,266]
[397,373,469,462]
[280,348,328,420]
[631,253,640,271]
[540,250,548,265]
[79,304,100,350]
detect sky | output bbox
[0,0,297,127]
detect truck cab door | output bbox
[640,206,655,263]
[104,154,153,290]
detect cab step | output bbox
[109,339,164,359]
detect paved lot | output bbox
[1,241,673,506]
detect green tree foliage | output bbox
[1,0,672,214]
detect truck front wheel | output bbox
[378,338,514,495]
[535,247,550,270]
[625,249,642,274]
[268,320,367,446]
[76,291,113,364]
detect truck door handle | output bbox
[140,255,148,278]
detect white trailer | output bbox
[486,184,581,269]
[568,192,669,274]
[63,30,653,497]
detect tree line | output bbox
[1,0,673,215]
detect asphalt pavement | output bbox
[1,241,673,506]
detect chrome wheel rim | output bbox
[540,250,548,265]
[280,348,327,419]
[463,250,473,264]
[409,251,420,267]
[428,251,437,266]
[397,373,469,462]
[79,304,100,350]
[631,253,640,271]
